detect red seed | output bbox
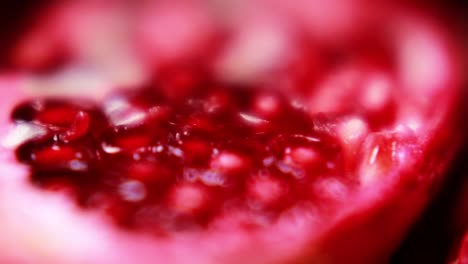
[287,147,321,167]
[37,106,80,127]
[34,145,81,165]
[128,161,170,183]
[247,175,287,206]
[253,93,282,118]
[210,152,249,174]
[182,139,212,164]
[60,111,90,142]
[168,183,209,214]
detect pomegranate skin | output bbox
[0,2,465,264]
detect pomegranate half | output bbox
[0,1,464,264]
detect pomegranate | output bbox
[0,1,464,264]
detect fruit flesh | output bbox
[0,1,464,264]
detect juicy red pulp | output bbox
[11,81,395,235]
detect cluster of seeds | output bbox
[12,83,354,234]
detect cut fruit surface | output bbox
[0,1,464,264]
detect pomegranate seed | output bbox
[60,111,90,142]
[359,133,418,185]
[253,93,282,118]
[33,145,87,169]
[313,178,349,202]
[247,174,287,207]
[210,152,249,174]
[360,74,393,112]
[286,147,321,168]
[127,161,170,183]
[101,127,156,151]
[182,139,212,164]
[337,117,369,169]
[168,183,209,214]
[119,180,147,202]
[37,106,79,127]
